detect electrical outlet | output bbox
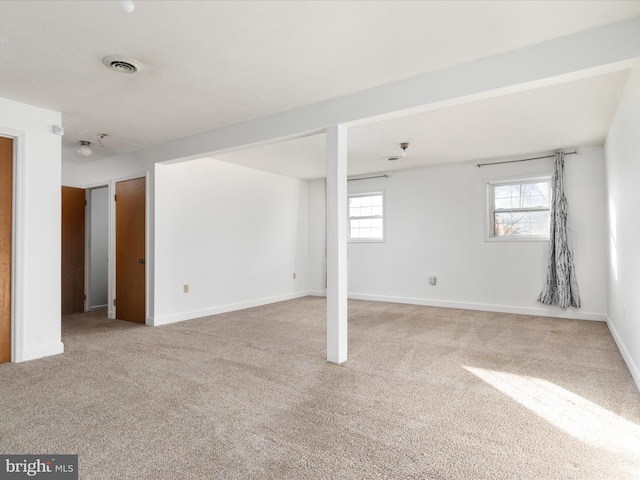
[183,284,189,294]
[428,275,437,286]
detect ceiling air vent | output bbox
[102,55,142,74]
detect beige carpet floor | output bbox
[1,297,640,479]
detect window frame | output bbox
[347,191,386,243]
[486,175,552,242]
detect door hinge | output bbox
[84,294,86,301]
[85,200,87,206]
[114,194,117,202]
[113,298,116,307]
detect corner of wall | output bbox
[606,316,640,393]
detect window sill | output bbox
[348,238,386,244]
[485,235,549,243]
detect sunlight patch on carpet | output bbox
[464,365,640,457]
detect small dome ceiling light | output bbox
[120,0,135,13]
[102,55,142,74]
[400,142,409,157]
[77,141,92,157]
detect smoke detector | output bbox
[102,55,142,74]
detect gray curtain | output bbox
[538,152,581,308]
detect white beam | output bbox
[90,15,640,168]
[326,125,348,364]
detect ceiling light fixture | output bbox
[77,141,92,157]
[120,0,135,13]
[102,55,142,74]
[400,142,409,157]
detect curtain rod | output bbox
[347,174,389,182]
[476,149,581,168]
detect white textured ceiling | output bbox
[1,1,639,174]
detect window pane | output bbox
[493,185,512,199]
[371,205,383,217]
[348,193,385,240]
[494,212,526,236]
[494,210,550,236]
[494,197,513,210]
[493,181,550,210]
[521,182,550,208]
[490,179,550,238]
[529,211,550,235]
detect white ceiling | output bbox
[1,1,639,176]
[214,70,630,179]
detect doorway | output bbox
[87,187,108,310]
[61,186,86,315]
[0,136,12,363]
[115,177,146,324]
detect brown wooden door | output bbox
[61,186,86,315]
[0,136,12,363]
[116,178,146,324]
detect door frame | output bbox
[84,184,109,312]
[81,174,149,324]
[0,127,24,363]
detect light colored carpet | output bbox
[1,297,639,479]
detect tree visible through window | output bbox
[489,178,551,238]
[348,192,384,241]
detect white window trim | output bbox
[348,191,386,243]
[485,175,551,242]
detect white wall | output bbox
[308,179,327,293]
[309,146,607,320]
[0,97,63,362]
[68,151,311,326]
[604,64,640,388]
[153,157,309,325]
[61,162,82,186]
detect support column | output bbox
[326,125,348,364]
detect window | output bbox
[348,192,384,242]
[488,177,551,240]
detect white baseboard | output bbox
[17,341,64,363]
[150,291,310,326]
[606,316,640,393]
[309,290,606,321]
